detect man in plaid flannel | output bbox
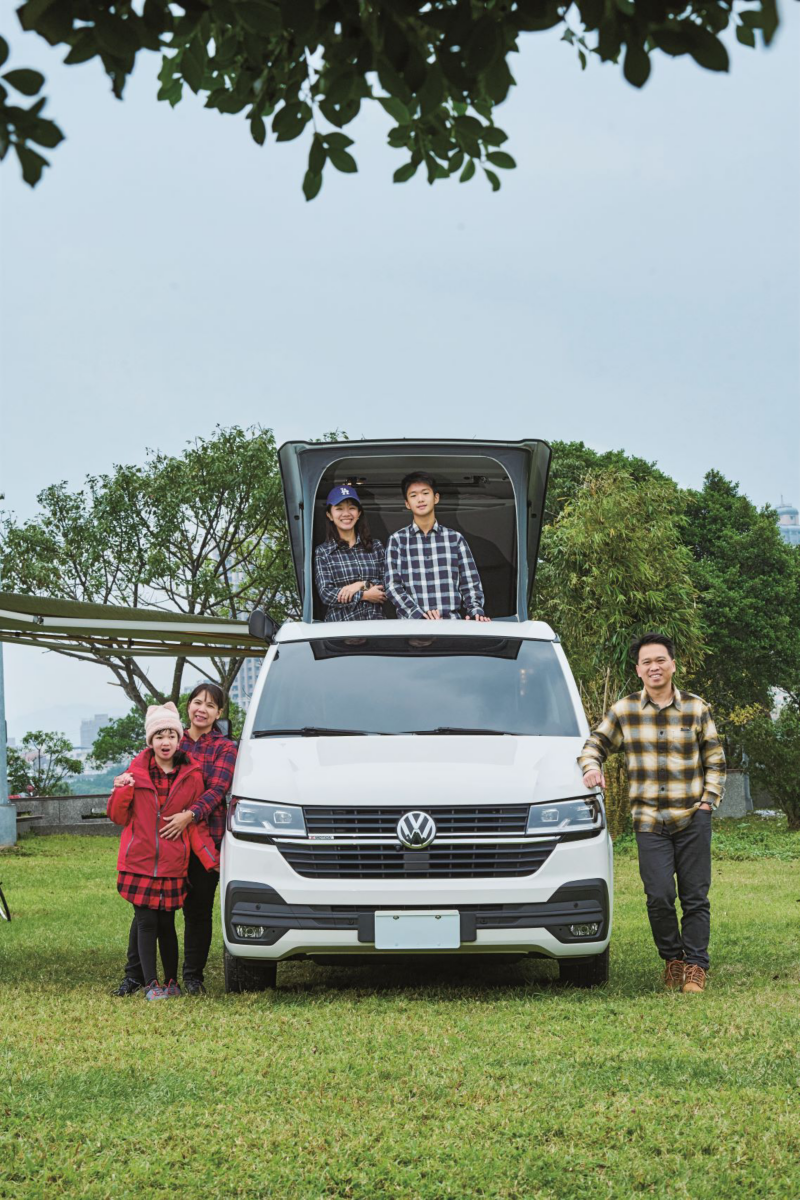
[579,632,726,994]
[385,471,490,621]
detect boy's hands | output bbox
[423,609,442,620]
[113,772,135,788]
[466,614,491,623]
[363,584,386,603]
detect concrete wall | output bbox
[12,793,122,837]
[713,770,753,819]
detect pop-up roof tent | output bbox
[278,438,551,624]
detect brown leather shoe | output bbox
[663,959,685,989]
[682,964,707,993]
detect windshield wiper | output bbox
[253,727,371,738]
[402,727,509,736]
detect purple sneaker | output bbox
[144,981,167,1001]
[164,980,182,998]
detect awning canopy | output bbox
[0,592,265,658]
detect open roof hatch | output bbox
[279,439,551,623]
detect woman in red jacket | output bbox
[107,702,218,1001]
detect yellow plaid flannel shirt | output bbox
[578,688,726,833]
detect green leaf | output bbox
[302,168,322,200]
[393,160,418,183]
[0,38,8,70]
[486,151,516,169]
[309,134,326,174]
[250,114,266,145]
[684,26,729,72]
[623,40,651,88]
[27,116,64,149]
[181,45,204,93]
[484,167,501,192]
[415,62,444,118]
[94,14,140,60]
[425,156,448,184]
[237,2,281,36]
[282,0,315,40]
[15,142,48,186]
[321,132,354,150]
[2,68,45,96]
[64,29,99,65]
[466,17,501,73]
[735,23,756,48]
[483,57,513,104]
[481,126,508,147]
[318,95,360,128]
[328,148,357,173]
[272,100,312,142]
[454,114,484,139]
[378,95,411,124]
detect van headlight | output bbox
[527,797,604,834]
[229,798,307,838]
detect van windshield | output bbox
[251,637,579,737]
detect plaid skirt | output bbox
[117,872,187,911]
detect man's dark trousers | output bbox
[123,851,220,985]
[635,808,712,971]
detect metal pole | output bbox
[0,643,17,847]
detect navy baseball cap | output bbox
[326,484,362,507]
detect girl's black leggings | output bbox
[134,905,178,985]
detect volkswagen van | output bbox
[220,439,612,990]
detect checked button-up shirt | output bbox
[385,521,485,620]
[314,537,387,622]
[578,688,726,834]
[179,728,238,847]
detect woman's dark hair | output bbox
[187,682,226,732]
[401,470,437,499]
[325,503,375,551]
[630,632,675,663]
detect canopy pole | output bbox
[0,644,16,848]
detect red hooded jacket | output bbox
[107,748,219,877]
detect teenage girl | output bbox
[108,702,219,1000]
[314,485,387,621]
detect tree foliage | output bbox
[0,425,297,713]
[535,468,705,835]
[683,470,800,735]
[7,730,83,796]
[2,0,783,193]
[89,692,246,766]
[735,703,800,830]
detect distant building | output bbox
[229,655,263,713]
[776,499,800,547]
[80,714,110,749]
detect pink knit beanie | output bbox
[145,701,184,746]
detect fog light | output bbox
[569,922,600,937]
[235,924,265,939]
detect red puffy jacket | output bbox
[107,748,219,877]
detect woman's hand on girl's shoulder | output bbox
[113,772,135,788]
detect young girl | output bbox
[314,485,387,621]
[108,702,219,1001]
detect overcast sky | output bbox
[1,10,798,744]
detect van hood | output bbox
[233,736,588,810]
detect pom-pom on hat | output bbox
[145,701,184,746]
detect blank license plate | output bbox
[374,910,460,950]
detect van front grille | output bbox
[275,839,557,880]
[304,804,529,838]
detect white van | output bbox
[220,440,612,989]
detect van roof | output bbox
[275,619,558,643]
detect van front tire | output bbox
[223,948,277,993]
[558,946,609,989]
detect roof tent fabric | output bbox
[0,592,263,657]
[278,438,551,623]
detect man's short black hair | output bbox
[401,470,437,499]
[631,632,675,663]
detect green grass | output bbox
[1,830,799,1200]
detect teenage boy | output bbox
[385,471,490,621]
[578,633,726,994]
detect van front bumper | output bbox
[221,832,613,961]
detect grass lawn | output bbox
[1,818,799,1199]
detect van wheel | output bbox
[224,948,277,993]
[558,947,609,989]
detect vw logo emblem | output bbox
[397,810,436,850]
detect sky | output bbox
[1,8,798,744]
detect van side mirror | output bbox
[215,718,231,738]
[248,608,278,643]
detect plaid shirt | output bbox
[314,537,386,622]
[578,688,726,833]
[180,729,238,846]
[385,521,485,619]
